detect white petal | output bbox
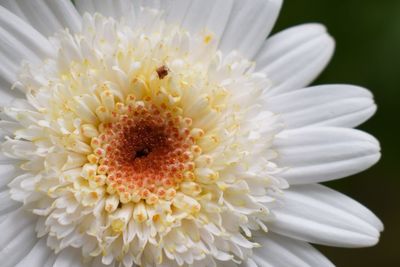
[273,127,380,184]
[0,0,27,21]
[1,0,81,36]
[44,256,57,267]
[297,184,382,231]
[0,164,21,190]
[0,208,36,243]
[0,189,19,216]
[180,0,234,42]
[0,86,23,106]
[90,256,112,267]
[77,0,279,57]
[0,6,54,85]
[268,184,382,247]
[53,248,83,267]
[266,85,376,128]
[257,24,335,97]
[74,0,96,15]
[219,0,282,58]
[77,0,234,46]
[76,0,135,21]
[132,0,166,10]
[157,0,234,44]
[256,24,325,69]
[240,258,259,267]
[42,0,82,33]
[251,233,334,267]
[15,238,52,267]
[0,209,37,267]
[79,0,134,18]
[0,225,37,267]
[163,0,193,24]
[91,0,117,17]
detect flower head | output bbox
[0,1,382,267]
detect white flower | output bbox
[0,1,382,267]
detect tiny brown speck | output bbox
[156,65,169,79]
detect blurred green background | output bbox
[273,0,399,266]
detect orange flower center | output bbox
[97,103,197,204]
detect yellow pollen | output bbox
[111,219,125,233]
[204,34,213,44]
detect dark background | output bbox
[273,0,399,266]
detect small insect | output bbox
[156,65,169,79]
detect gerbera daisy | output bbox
[0,0,382,266]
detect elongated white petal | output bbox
[0,86,23,106]
[77,0,144,28]
[0,208,37,267]
[0,1,27,21]
[268,184,382,247]
[53,248,83,267]
[83,0,139,19]
[298,184,382,231]
[137,0,232,39]
[240,258,259,267]
[92,0,117,17]
[15,238,52,267]
[1,0,81,36]
[0,6,53,90]
[219,0,282,58]
[163,0,192,24]
[18,0,63,35]
[77,0,233,45]
[132,0,169,15]
[256,24,325,69]
[274,127,380,184]
[74,0,96,15]
[0,190,19,216]
[0,6,52,59]
[266,85,376,128]
[180,0,233,43]
[42,0,82,33]
[0,208,35,244]
[0,164,20,190]
[257,24,334,97]
[43,255,57,267]
[250,233,334,267]
[77,0,280,57]
[0,224,37,267]
[90,256,112,267]
[76,0,138,23]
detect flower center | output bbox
[91,101,198,205]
